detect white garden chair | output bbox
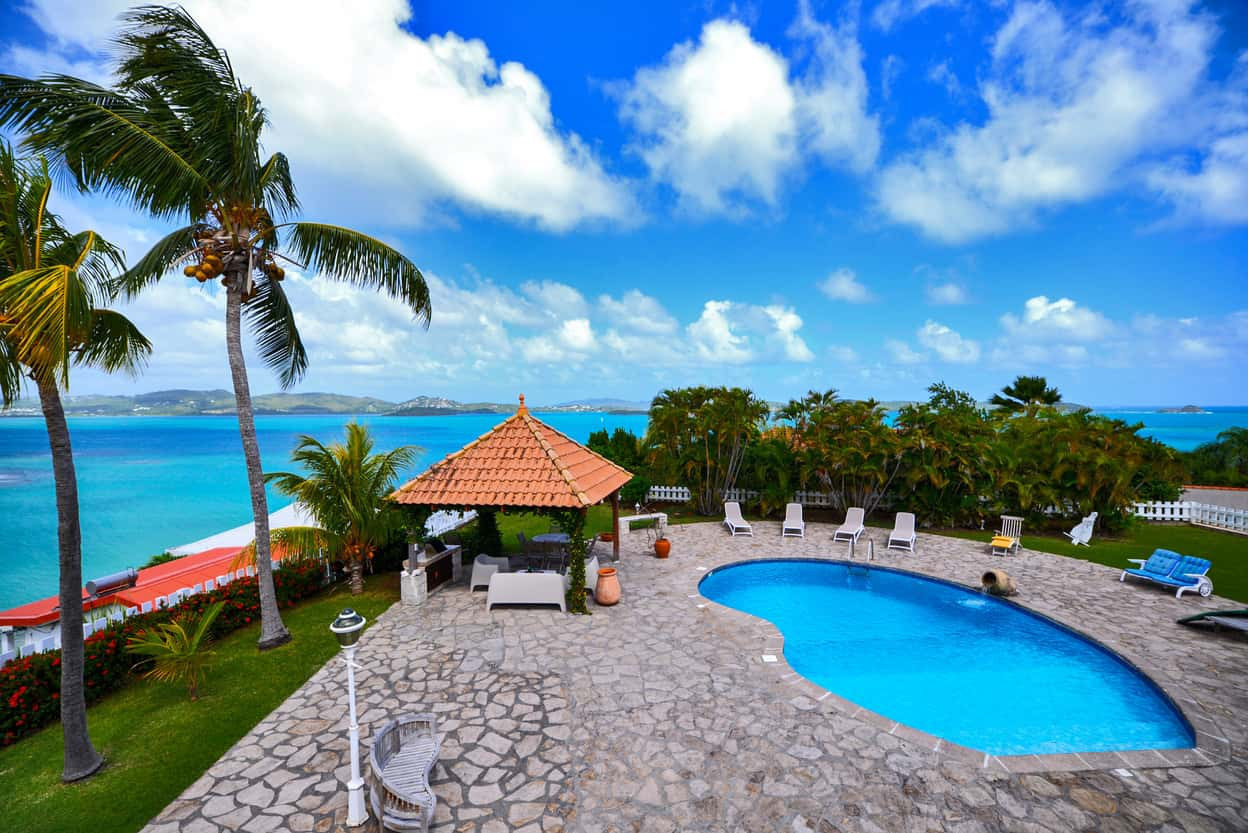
[887,512,916,552]
[781,503,805,538]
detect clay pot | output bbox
[981,569,1018,596]
[595,567,620,605]
[654,538,671,559]
[598,532,615,542]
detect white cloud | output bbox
[828,345,859,363]
[12,0,635,231]
[872,0,962,32]
[764,305,816,362]
[1000,296,1115,342]
[926,282,969,305]
[916,320,980,363]
[597,290,678,335]
[615,6,877,215]
[926,60,962,98]
[557,318,596,352]
[688,300,755,363]
[1147,132,1248,226]
[875,0,1238,242]
[818,268,874,303]
[885,339,924,364]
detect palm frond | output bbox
[234,525,338,570]
[0,74,211,219]
[243,273,307,388]
[0,264,93,386]
[0,334,25,407]
[45,230,126,300]
[117,223,201,297]
[77,309,152,375]
[258,152,298,219]
[286,223,431,324]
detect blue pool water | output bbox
[699,559,1194,755]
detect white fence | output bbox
[647,487,1248,535]
[1133,501,1248,534]
[426,509,478,537]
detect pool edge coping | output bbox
[693,555,1232,773]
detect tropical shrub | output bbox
[646,386,769,515]
[0,562,326,746]
[587,427,650,504]
[127,602,225,700]
[1182,427,1248,487]
[895,384,994,526]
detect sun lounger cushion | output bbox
[1125,549,1180,579]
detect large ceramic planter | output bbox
[595,567,621,605]
[598,532,615,543]
[654,538,671,559]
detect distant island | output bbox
[1158,405,1210,414]
[1,389,651,417]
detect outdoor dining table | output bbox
[531,533,570,545]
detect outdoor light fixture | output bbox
[330,608,368,826]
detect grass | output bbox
[0,575,399,833]
[931,523,1248,604]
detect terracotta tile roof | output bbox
[0,545,284,628]
[391,396,634,509]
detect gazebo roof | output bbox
[390,395,634,509]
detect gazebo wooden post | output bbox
[611,489,620,562]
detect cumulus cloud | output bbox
[11,0,635,231]
[871,0,962,32]
[876,0,1241,242]
[818,268,874,303]
[615,5,877,215]
[1147,132,1248,226]
[885,339,924,364]
[1000,296,1115,342]
[916,320,980,362]
[596,290,679,335]
[926,282,969,305]
[686,300,815,364]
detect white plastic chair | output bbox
[781,503,804,538]
[833,507,866,543]
[470,554,510,590]
[1064,512,1097,546]
[722,501,753,536]
[887,512,916,552]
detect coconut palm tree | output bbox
[260,422,417,595]
[0,141,151,781]
[990,375,1062,413]
[0,6,431,648]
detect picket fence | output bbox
[646,487,1248,535]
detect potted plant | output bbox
[648,522,670,558]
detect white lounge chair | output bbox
[781,503,805,538]
[1064,512,1097,546]
[832,507,866,543]
[991,516,1023,556]
[723,501,753,536]
[486,571,566,612]
[887,512,916,552]
[470,554,510,591]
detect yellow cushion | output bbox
[991,536,1015,547]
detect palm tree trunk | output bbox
[224,278,290,650]
[349,558,365,596]
[36,376,103,782]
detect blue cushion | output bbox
[1138,549,1180,577]
[1169,556,1211,583]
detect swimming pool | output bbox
[699,559,1194,756]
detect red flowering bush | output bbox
[0,561,327,746]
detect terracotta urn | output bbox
[598,532,615,542]
[595,567,621,605]
[654,538,671,559]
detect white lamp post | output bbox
[331,608,368,827]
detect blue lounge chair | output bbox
[1120,549,1213,598]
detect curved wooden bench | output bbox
[368,713,440,832]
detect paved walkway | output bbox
[144,523,1247,833]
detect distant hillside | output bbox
[547,398,650,413]
[3,389,397,416]
[388,396,514,416]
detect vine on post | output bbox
[546,508,589,614]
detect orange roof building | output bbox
[390,395,634,555]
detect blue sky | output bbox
[2,0,1246,406]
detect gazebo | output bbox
[390,395,634,612]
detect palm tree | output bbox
[0,6,431,648]
[0,142,151,781]
[127,601,225,701]
[990,375,1062,413]
[261,422,417,595]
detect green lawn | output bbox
[931,523,1248,603]
[0,575,399,833]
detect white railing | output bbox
[1133,500,1248,534]
[426,509,478,537]
[645,487,1248,534]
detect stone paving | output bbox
[143,522,1248,833]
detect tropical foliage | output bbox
[262,422,418,595]
[127,602,225,700]
[990,375,1062,412]
[0,140,151,781]
[1182,428,1248,487]
[586,428,649,505]
[0,5,430,649]
[641,383,1183,532]
[646,386,769,514]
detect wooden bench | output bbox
[368,714,440,832]
[616,512,667,540]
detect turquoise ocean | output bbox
[0,407,1243,610]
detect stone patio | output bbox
[143,522,1248,833]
